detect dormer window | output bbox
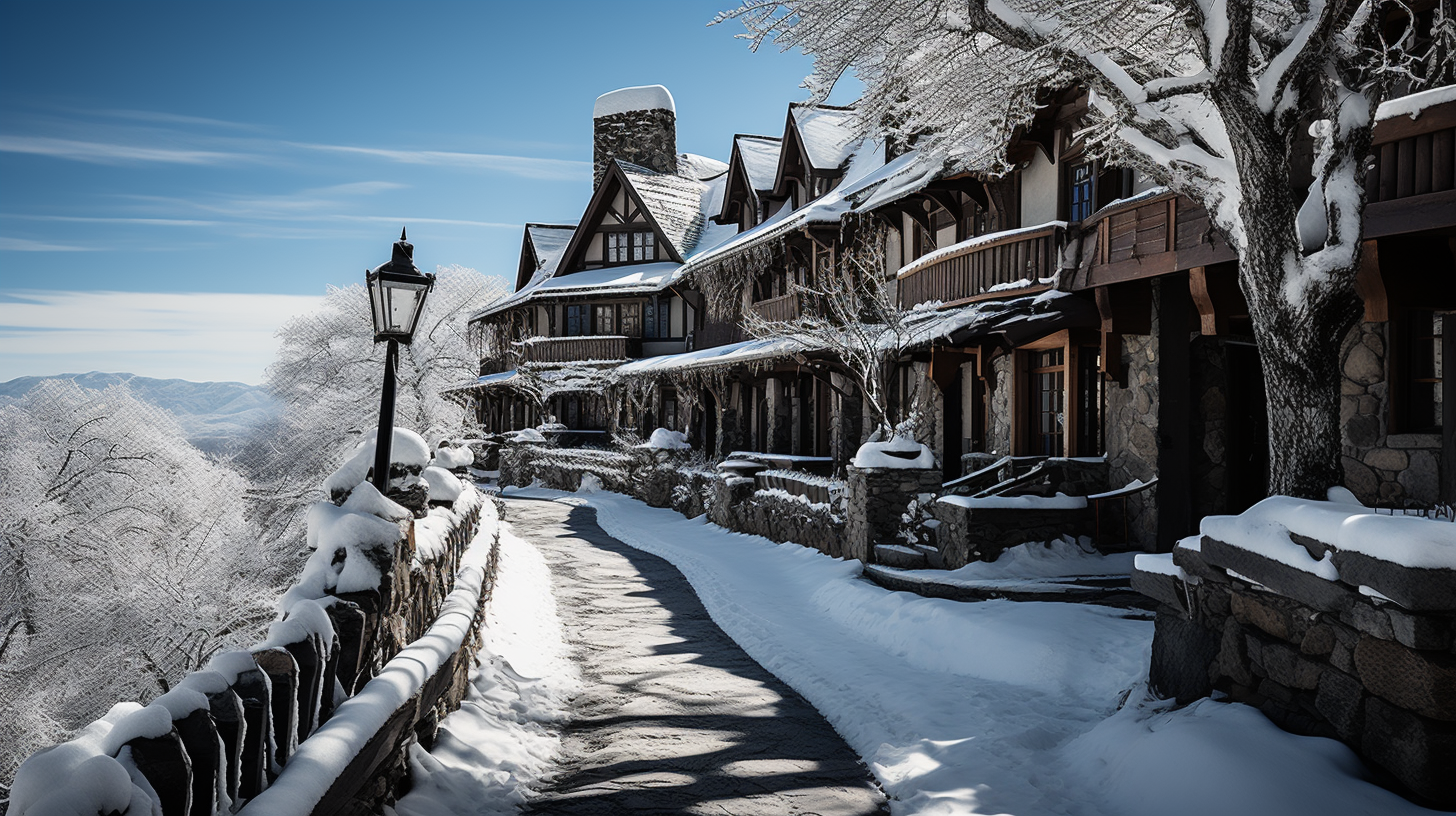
[606,231,656,264]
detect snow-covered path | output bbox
[507,487,1430,816]
[510,496,888,814]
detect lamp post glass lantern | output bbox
[367,229,435,494]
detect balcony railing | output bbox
[516,335,629,364]
[749,292,801,323]
[896,223,1063,309]
[1364,91,1456,238]
[1079,191,1236,287]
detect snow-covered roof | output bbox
[616,335,810,376]
[594,84,675,118]
[475,369,520,388]
[677,152,729,181]
[791,104,860,171]
[522,223,575,289]
[735,135,782,191]
[620,161,712,258]
[1375,83,1456,122]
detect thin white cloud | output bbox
[0,290,326,384]
[89,108,264,131]
[0,134,251,165]
[303,180,409,196]
[328,215,521,228]
[295,142,590,180]
[2,214,222,227]
[0,236,100,251]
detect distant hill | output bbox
[0,372,281,456]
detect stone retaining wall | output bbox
[9,486,497,816]
[1135,531,1456,806]
[709,476,846,557]
[932,502,1095,568]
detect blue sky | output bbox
[0,1,857,383]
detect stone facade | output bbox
[1103,298,1160,549]
[989,353,1014,453]
[1137,532,1456,806]
[1340,320,1443,506]
[844,465,943,562]
[593,107,678,185]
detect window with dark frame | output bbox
[593,304,615,335]
[1396,310,1444,433]
[1029,349,1067,456]
[1067,162,1095,222]
[620,302,642,337]
[565,304,588,337]
[633,231,655,261]
[606,232,629,264]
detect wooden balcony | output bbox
[1364,91,1456,238]
[1077,191,1237,288]
[516,335,629,364]
[896,223,1063,309]
[749,292,801,323]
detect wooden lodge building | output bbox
[465,80,1456,551]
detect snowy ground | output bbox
[389,523,582,816]
[498,487,1430,816]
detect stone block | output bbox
[1230,590,1307,643]
[1300,623,1336,656]
[1362,696,1456,806]
[1196,582,1232,619]
[1385,607,1454,651]
[1257,676,1294,704]
[874,545,928,569]
[1363,447,1409,472]
[1173,543,1228,583]
[1355,635,1456,721]
[1334,550,1456,612]
[1343,600,1394,640]
[1214,617,1255,687]
[1131,568,1189,613]
[1315,667,1365,743]
[1202,536,1354,613]
[1149,610,1220,704]
[1259,641,1324,690]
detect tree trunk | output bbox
[1224,111,1364,499]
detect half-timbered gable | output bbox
[714,135,782,230]
[515,223,576,292]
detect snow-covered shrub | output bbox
[640,427,691,450]
[0,380,284,785]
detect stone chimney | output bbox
[593,84,678,186]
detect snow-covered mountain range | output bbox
[0,371,280,455]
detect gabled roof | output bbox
[619,162,711,259]
[515,223,576,292]
[789,104,860,171]
[735,135,782,192]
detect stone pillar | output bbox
[844,465,943,562]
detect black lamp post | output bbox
[366,228,435,494]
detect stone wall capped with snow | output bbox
[1133,497,1456,806]
[9,459,499,816]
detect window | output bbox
[594,304,615,335]
[644,296,673,339]
[620,302,641,337]
[565,304,588,336]
[1396,310,1443,433]
[633,231,655,261]
[1029,349,1066,455]
[606,232,629,264]
[1067,162,1095,222]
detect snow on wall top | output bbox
[594,85,675,118]
[735,135,783,191]
[791,104,860,170]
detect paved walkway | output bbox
[506,496,889,816]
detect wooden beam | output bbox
[1363,189,1456,238]
[1356,240,1388,322]
[1189,266,1225,335]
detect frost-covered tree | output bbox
[236,264,508,548]
[0,380,281,784]
[723,0,1449,498]
[742,229,920,437]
